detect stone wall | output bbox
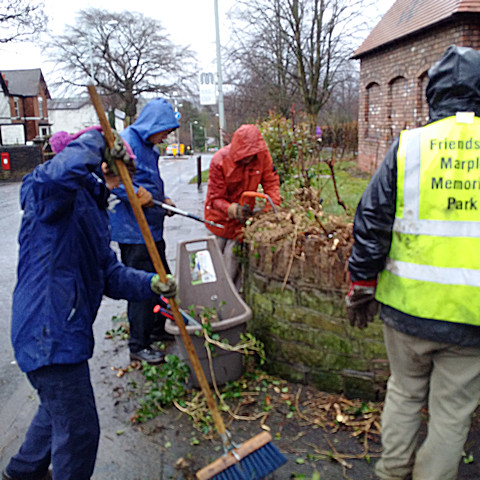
[244,235,389,401]
[0,145,42,179]
[357,17,480,173]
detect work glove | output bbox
[137,186,154,207]
[345,280,378,329]
[163,197,176,217]
[150,273,177,299]
[227,202,252,223]
[103,130,135,176]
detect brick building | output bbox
[353,0,480,172]
[0,69,51,144]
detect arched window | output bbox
[416,71,429,127]
[365,82,381,139]
[388,76,413,140]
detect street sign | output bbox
[175,111,182,120]
[199,72,217,106]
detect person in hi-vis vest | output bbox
[347,45,480,480]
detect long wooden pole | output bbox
[87,85,227,437]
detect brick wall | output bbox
[357,18,480,172]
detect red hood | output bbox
[229,125,268,162]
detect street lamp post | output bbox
[201,125,207,152]
[214,0,225,147]
[189,122,195,153]
[171,94,182,157]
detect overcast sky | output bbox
[1,0,396,83]
[1,0,237,72]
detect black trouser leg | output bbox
[119,241,170,353]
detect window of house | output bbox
[365,82,381,139]
[13,97,20,118]
[416,72,429,127]
[38,96,44,119]
[39,126,50,138]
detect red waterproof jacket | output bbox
[204,125,280,240]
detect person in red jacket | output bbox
[204,124,280,288]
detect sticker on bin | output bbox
[189,250,217,285]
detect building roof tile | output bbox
[0,68,51,98]
[353,0,480,58]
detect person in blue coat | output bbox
[3,128,177,480]
[109,98,180,365]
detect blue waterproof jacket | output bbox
[109,99,179,244]
[11,130,155,373]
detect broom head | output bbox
[196,431,287,480]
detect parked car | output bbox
[165,143,185,156]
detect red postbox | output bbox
[1,152,10,170]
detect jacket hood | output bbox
[229,125,268,162]
[130,98,179,142]
[426,45,480,122]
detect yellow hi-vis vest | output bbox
[376,115,480,326]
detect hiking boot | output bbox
[2,469,52,480]
[130,347,165,365]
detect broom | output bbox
[87,85,287,480]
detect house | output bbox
[0,74,10,124]
[0,68,51,145]
[48,97,126,134]
[353,0,480,172]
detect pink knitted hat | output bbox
[49,126,136,160]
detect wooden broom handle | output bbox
[87,85,227,436]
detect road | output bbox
[0,154,212,477]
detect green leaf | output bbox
[296,457,305,464]
[463,452,474,464]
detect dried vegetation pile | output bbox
[243,187,354,287]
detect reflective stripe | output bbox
[385,258,480,287]
[393,217,480,237]
[402,129,422,220]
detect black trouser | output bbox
[119,241,171,353]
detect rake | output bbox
[88,85,287,480]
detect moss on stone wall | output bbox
[244,230,389,401]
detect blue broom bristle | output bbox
[212,442,287,480]
[213,463,247,480]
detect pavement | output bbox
[1,155,479,480]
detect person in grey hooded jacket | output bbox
[347,45,480,480]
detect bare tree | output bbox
[46,8,196,124]
[0,0,47,43]
[226,0,375,126]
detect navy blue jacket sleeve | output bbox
[348,139,399,282]
[103,249,155,300]
[26,131,106,222]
